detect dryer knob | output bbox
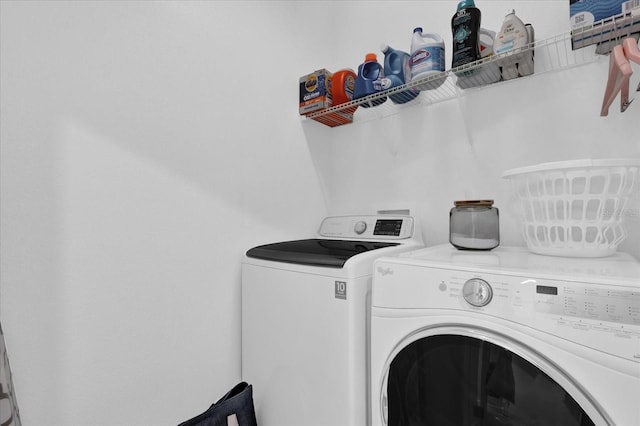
[463,278,493,307]
[354,221,367,234]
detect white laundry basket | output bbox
[503,159,640,257]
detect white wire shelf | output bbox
[304,22,637,128]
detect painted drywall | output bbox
[0,2,327,425]
[1,1,639,426]
[303,1,640,259]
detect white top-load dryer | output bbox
[241,214,423,426]
[371,244,640,426]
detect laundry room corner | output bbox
[2,1,639,425]
[0,2,326,425]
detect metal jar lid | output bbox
[454,200,494,207]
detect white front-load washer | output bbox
[242,214,423,426]
[371,244,640,426]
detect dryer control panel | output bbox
[373,260,640,364]
[531,281,640,326]
[456,271,640,363]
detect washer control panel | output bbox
[318,215,414,240]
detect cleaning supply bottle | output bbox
[494,9,530,80]
[477,28,501,83]
[409,28,446,91]
[456,28,501,89]
[519,23,535,76]
[353,53,387,108]
[451,0,482,69]
[381,44,419,104]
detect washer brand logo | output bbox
[335,281,347,300]
[377,266,394,276]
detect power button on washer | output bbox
[354,221,367,234]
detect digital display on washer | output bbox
[536,285,558,295]
[374,219,403,236]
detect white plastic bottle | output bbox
[456,28,501,89]
[409,28,446,91]
[518,23,535,76]
[493,10,529,80]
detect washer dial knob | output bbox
[354,221,367,235]
[462,278,493,307]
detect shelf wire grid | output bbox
[304,24,638,127]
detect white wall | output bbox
[0,2,327,425]
[1,2,639,426]
[303,1,640,259]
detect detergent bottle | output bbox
[381,44,419,104]
[353,53,387,108]
[409,28,446,91]
[519,23,535,76]
[331,68,358,113]
[494,9,530,80]
[456,28,501,89]
[451,0,482,69]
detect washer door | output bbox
[381,327,607,426]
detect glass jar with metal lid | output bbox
[449,200,500,250]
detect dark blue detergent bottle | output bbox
[381,44,419,104]
[451,0,481,69]
[353,53,387,108]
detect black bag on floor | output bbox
[178,382,257,426]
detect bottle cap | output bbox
[365,53,377,61]
[413,27,423,33]
[457,0,476,11]
[380,44,390,53]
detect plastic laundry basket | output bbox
[503,158,640,257]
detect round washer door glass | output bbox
[385,334,595,426]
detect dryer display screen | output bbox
[537,285,558,295]
[374,219,403,236]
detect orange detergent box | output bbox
[299,69,333,115]
[299,69,354,126]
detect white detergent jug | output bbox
[519,24,535,76]
[409,28,446,91]
[456,28,501,89]
[494,9,530,80]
